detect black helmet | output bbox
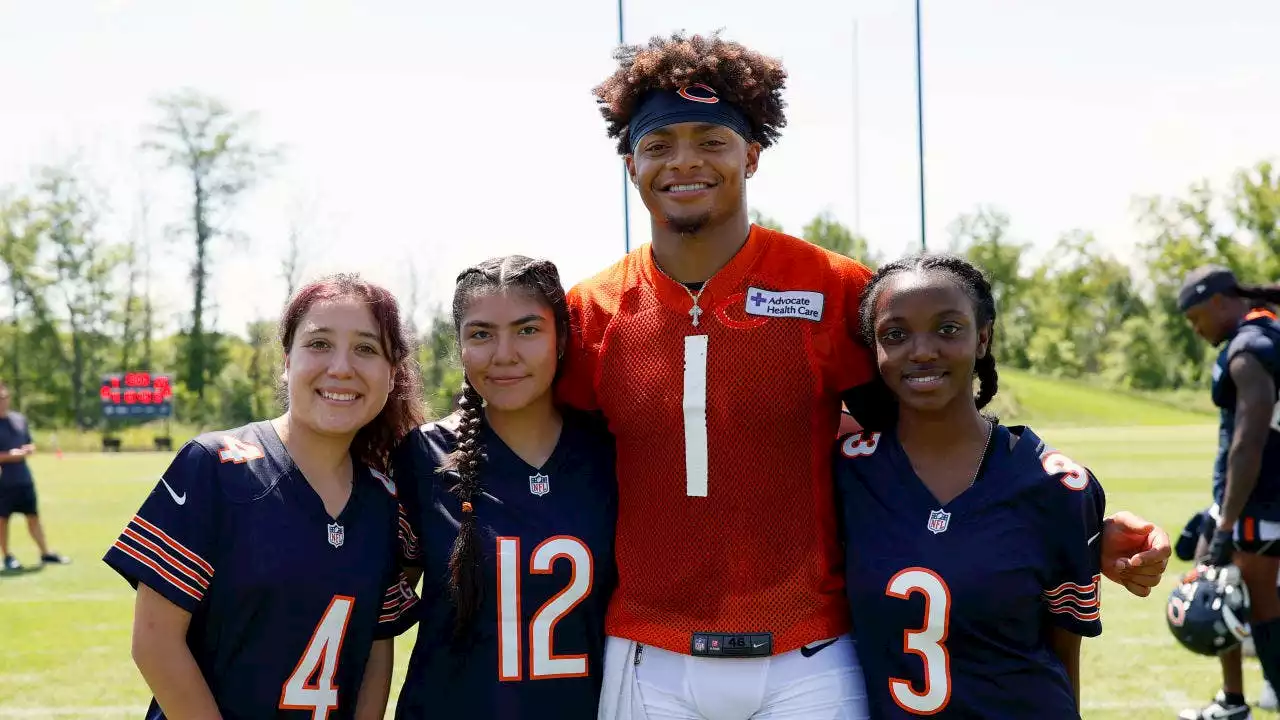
[1167,564,1251,656]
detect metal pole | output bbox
[852,18,861,238]
[618,0,632,254]
[914,0,927,251]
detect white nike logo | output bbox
[160,477,186,505]
[752,641,766,648]
[1087,532,1100,545]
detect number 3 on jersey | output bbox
[497,536,593,681]
[886,568,952,715]
[280,595,354,719]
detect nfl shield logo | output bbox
[327,522,345,548]
[927,509,951,535]
[529,473,550,497]
[694,637,707,653]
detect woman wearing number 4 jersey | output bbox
[835,255,1105,718]
[390,256,617,720]
[103,275,423,720]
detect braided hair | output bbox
[853,253,999,430]
[441,255,571,640]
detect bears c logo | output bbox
[677,83,720,104]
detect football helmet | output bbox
[1167,564,1251,656]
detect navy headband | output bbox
[627,84,753,153]
[1178,266,1238,311]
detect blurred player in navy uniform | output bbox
[0,379,70,571]
[103,274,423,720]
[836,254,1105,718]
[391,256,616,720]
[1177,266,1280,720]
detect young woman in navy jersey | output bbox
[834,255,1108,718]
[391,256,617,720]
[104,274,424,720]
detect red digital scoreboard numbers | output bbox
[100,372,174,418]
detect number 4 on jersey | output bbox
[497,536,593,681]
[280,595,354,720]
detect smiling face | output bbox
[458,289,559,414]
[626,121,760,235]
[872,270,991,416]
[283,296,393,440]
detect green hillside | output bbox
[988,368,1216,428]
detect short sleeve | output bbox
[389,437,425,569]
[1041,465,1106,638]
[555,285,601,412]
[19,415,31,445]
[375,557,421,639]
[102,441,219,613]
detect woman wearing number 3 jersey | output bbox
[835,255,1106,719]
[102,275,424,720]
[390,256,618,720]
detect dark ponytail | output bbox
[440,254,571,640]
[443,377,486,641]
[857,253,1001,424]
[1235,283,1280,307]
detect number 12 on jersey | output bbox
[497,536,593,681]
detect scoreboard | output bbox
[100,372,174,418]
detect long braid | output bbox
[444,377,487,640]
[441,255,572,642]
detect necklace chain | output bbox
[653,256,717,328]
[968,419,995,488]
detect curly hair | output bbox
[593,31,789,155]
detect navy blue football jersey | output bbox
[103,421,419,720]
[836,424,1104,718]
[390,409,617,720]
[1211,309,1280,520]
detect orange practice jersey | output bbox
[558,226,874,655]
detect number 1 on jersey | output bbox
[684,335,709,497]
[497,536,593,681]
[280,595,354,720]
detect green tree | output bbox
[37,165,123,427]
[948,207,1031,368]
[748,209,784,232]
[143,89,280,399]
[801,211,878,267]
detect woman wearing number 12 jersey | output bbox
[102,275,422,720]
[835,255,1104,718]
[390,256,617,720]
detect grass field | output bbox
[0,374,1254,719]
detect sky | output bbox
[1,0,1278,340]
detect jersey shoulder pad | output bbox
[189,423,285,502]
[1012,425,1093,493]
[1228,323,1280,366]
[568,250,638,317]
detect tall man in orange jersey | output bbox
[559,32,1173,719]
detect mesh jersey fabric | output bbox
[558,225,874,654]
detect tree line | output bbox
[2,90,1276,432]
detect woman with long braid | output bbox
[390,256,617,720]
[834,254,1106,718]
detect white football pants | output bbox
[598,634,869,720]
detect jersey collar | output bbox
[639,224,774,322]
